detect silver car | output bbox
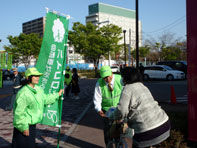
[110,66,120,73]
[144,65,185,81]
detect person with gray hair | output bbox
[6,68,22,111]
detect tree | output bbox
[99,24,123,60]
[160,46,182,61]
[131,45,150,61]
[68,22,123,71]
[143,32,186,62]
[146,52,160,64]
[4,33,42,68]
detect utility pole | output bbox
[123,30,126,66]
[136,0,139,68]
[128,29,131,66]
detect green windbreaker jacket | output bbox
[64,70,72,85]
[13,84,59,132]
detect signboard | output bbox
[36,11,69,127]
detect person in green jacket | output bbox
[12,67,64,148]
[93,65,123,145]
[64,66,72,97]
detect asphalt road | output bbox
[144,80,187,102]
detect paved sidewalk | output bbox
[64,104,105,148]
[0,79,97,148]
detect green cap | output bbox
[25,67,43,78]
[100,66,112,78]
[66,66,70,70]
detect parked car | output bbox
[144,65,185,81]
[110,66,120,73]
[156,61,187,78]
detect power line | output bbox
[144,16,186,34]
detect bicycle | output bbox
[105,108,133,148]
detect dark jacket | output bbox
[13,74,22,94]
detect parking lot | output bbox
[144,79,187,102]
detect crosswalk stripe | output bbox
[176,96,187,102]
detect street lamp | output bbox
[123,30,126,66]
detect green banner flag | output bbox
[7,53,13,70]
[0,69,2,88]
[36,12,69,127]
[0,52,6,69]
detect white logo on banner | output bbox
[52,18,65,43]
[47,110,58,123]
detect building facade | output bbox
[86,3,142,48]
[22,17,46,37]
[22,17,45,67]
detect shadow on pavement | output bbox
[64,104,105,148]
[71,104,103,130]
[0,137,11,148]
[66,136,103,148]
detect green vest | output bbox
[98,74,123,112]
[64,70,72,85]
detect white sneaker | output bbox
[75,96,80,100]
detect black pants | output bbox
[102,116,111,145]
[65,83,71,97]
[12,125,36,148]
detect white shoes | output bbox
[74,96,80,100]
